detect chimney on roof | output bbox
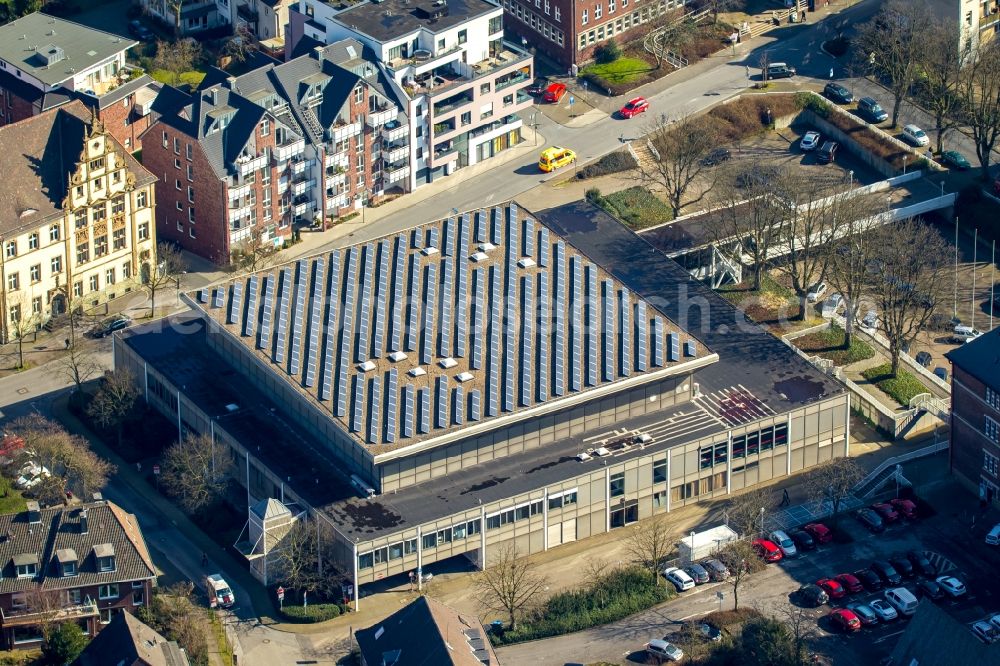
[225,76,237,90]
[312,45,325,61]
[25,501,40,526]
[209,88,218,104]
[79,509,88,535]
[92,492,103,503]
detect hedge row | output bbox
[279,603,348,623]
[576,150,638,179]
[492,566,673,645]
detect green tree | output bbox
[42,621,89,664]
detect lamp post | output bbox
[530,111,538,146]
[690,531,696,563]
[759,507,765,535]
[903,155,908,174]
[847,169,853,191]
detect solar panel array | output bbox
[207,203,705,447]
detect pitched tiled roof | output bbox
[355,596,498,666]
[0,500,156,595]
[72,610,189,666]
[889,600,1000,664]
[0,99,156,236]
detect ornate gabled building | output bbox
[0,101,158,342]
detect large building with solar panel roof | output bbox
[115,200,849,603]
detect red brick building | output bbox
[0,499,157,649]
[946,328,1000,505]
[501,0,687,68]
[142,45,405,265]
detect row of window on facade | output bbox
[986,386,999,411]
[2,203,147,262]
[503,0,565,46]
[578,1,680,50]
[6,253,136,293]
[357,491,579,569]
[73,168,125,200]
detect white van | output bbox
[986,523,1000,545]
[951,325,982,344]
[768,530,798,558]
[884,587,919,616]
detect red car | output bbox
[834,573,864,594]
[619,96,649,118]
[752,538,783,562]
[890,498,918,519]
[543,82,567,103]
[871,502,900,523]
[803,522,832,544]
[828,608,862,632]
[816,578,846,599]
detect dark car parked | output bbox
[915,351,932,367]
[89,314,131,338]
[128,19,154,41]
[701,147,732,167]
[856,508,885,532]
[889,556,914,578]
[684,563,710,584]
[795,583,830,607]
[907,551,936,577]
[857,96,889,123]
[871,560,902,585]
[823,82,854,104]
[816,141,838,164]
[789,529,816,551]
[855,568,883,591]
[916,578,945,600]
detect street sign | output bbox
[152,464,160,475]
[277,586,285,601]
[716,591,725,600]
[568,95,575,107]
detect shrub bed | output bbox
[492,566,674,645]
[591,186,673,229]
[706,93,805,142]
[279,603,344,623]
[680,21,735,60]
[861,363,930,406]
[702,607,763,628]
[793,324,875,366]
[576,150,638,179]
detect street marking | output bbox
[874,630,905,644]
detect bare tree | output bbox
[803,458,865,524]
[624,514,675,585]
[8,415,114,504]
[726,486,772,538]
[4,293,38,369]
[474,544,549,630]
[957,38,1000,180]
[854,1,930,128]
[708,162,792,291]
[919,18,964,155]
[160,433,234,514]
[49,341,101,392]
[775,603,818,665]
[865,219,952,376]
[138,582,208,665]
[646,18,697,69]
[152,38,202,87]
[826,195,883,348]
[166,1,191,38]
[271,519,334,602]
[24,588,66,642]
[642,114,719,217]
[144,242,184,319]
[223,23,258,65]
[701,0,743,24]
[232,227,278,274]
[715,540,764,611]
[87,369,140,448]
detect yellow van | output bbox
[539,146,576,173]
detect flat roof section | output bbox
[945,326,1000,390]
[532,200,844,414]
[0,13,135,86]
[120,317,359,512]
[192,202,712,453]
[333,0,499,41]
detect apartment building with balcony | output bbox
[946,327,1000,506]
[501,0,687,68]
[140,0,236,35]
[142,43,406,263]
[0,12,161,151]
[928,0,1000,55]
[0,499,157,649]
[236,0,295,51]
[288,0,534,189]
[0,101,158,343]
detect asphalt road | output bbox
[496,469,1000,666]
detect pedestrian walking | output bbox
[781,488,790,506]
[829,67,834,79]
[64,338,70,349]
[802,10,807,21]
[136,462,142,473]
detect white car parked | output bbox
[14,461,50,490]
[902,124,929,147]
[937,575,967,597]
[972,620,998,644]
[663,566,695,592]
[869,599,898,621]
[646,639,684,662]
[768,530,798,558]
[821,293,844,318]
[800,131,821,151]
[806,282,828,303]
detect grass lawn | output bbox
[581,57,655,85]
[0,478,27,514]
[793,324,875,366]
[861,363,930,406]
[150,69,207,89]
[594,186,673,230]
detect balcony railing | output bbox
[275,139,305,163]
[382,144,408,164]
[383,120,408,143]
[1,601,98,626]
[385,162,410,184]
[495,71,529,92]
[366,107,397,128]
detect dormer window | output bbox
[13,553,38,578]
[94,543,116,572]
[56,548,78,577]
